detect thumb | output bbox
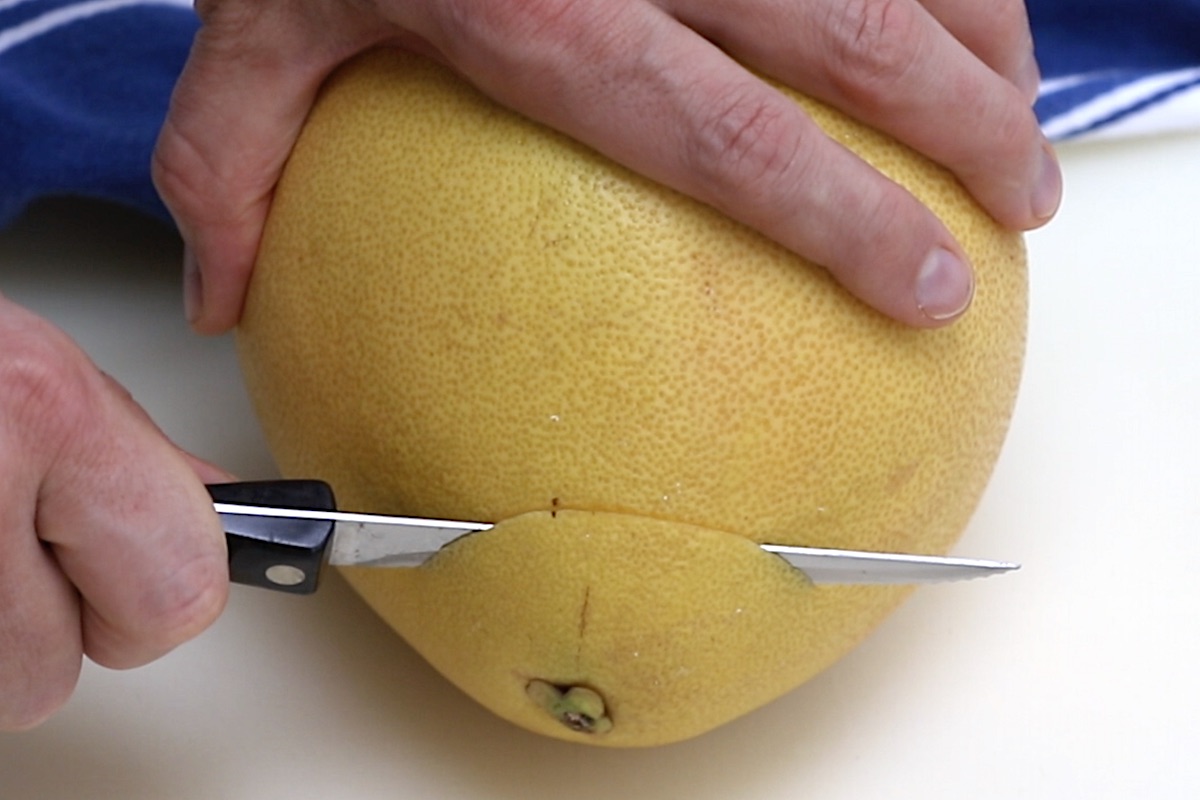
[153,5,385,334]
[153,34,317,334]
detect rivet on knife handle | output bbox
[209,480,336,595]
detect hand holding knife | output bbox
[211,480,1019,594]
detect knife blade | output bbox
[209,480,1018,594]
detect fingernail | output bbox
[1032,143,1063,222]
[183,247,202,324]
[916,247,974,322]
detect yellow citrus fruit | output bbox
[238,50,1027,747]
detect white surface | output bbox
[1,132,1198,798]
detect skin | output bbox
[1,0,1059,730]
[0,296,231,729]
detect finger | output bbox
[0,299,83,729]
[0,486,83,730]
[431,2,974,325]
[153,36,323,335]
[919,0,1040,102]
[153,2,389,335]
[671,0,1061,230]
[1,300,230,670]
[43,394,230,670]
[98,371,239,485]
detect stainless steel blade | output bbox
[212,503,492,569]
[326,514,492,567]
[761,544,1019,584]
[214,502,1019,584]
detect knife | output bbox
[210,480,1019,594]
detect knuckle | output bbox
[685,86,808,216]
[992,102,1038,161]
[156,553,229,640]
[826,0,925,101]
[437,0,628,73]
[84,551,228,671]
[130,553,229,661]
[0,324,94,455]
[152,118,259,239]
[958,94,1038,186]
[439,0,579,53]
[149,124,200,217]
[152,121,262,238]
[445,0,583,39]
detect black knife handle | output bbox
[208,480,337,595]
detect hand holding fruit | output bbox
[154,0,1059,335]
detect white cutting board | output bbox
[2,130,1198,799]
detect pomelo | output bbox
[237,49,1026,746]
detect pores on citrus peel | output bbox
[237,50,1027,747]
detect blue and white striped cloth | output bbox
[1031,0,1200,139]
[2,0,1199,228]
[0,0,195,225]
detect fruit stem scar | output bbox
[526,680,613,735]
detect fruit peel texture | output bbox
[237,50,1027,746]
[340,509,909,747]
